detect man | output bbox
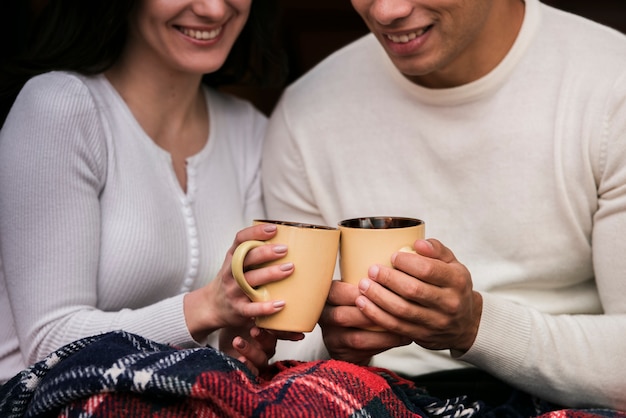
[263,0,626,410]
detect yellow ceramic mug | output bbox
[231,220,340,333]
[338,216,425,286]
[338,216,425,331]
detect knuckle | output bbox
[234,229,248,244]
[346,331,369,349]
[384,318,404,334]
[445,297,462,315]
[330,307,351,327]
[377,266,394,283]
[419,262,437,278]
[432,314,451,330]
[394,300,414,319]
[403,280,423,299]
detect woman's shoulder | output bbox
[22,71,93,95]
[16,71,102,116]
[5,71,108,154]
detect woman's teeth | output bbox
[386,27,430,43]
[180,27,222,40]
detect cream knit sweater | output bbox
[264,0,626,409]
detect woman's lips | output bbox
[177,26,223,41]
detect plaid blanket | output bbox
[0,331,623,418]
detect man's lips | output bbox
[384,25,433,43]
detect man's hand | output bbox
[320,238,482,365]
[356,238,482,352]
[319,280,412,365]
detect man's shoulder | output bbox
[291,35,378,84]
[278,34,384,106]
[542,3,626,58]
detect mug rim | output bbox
[254,219,338,230]
[338,216,424,229]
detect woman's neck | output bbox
[105,56,210,192]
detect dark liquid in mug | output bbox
[255,219,337,230]
[340,217,423,229]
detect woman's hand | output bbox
[220,324,304,375]
[183,223,294,342]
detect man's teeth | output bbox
[386,27,428,43]
[180,27,222,40]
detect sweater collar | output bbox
[379,0,541,106]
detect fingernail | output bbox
[279,262,294,271]
[359,278,371,292]
[273,245,288,254]
[264,224,277,232]
[234,337,246,350]
[356,296,367,309]
[250,327,261,338]
[273,300,286,308]
[368,264,380,278]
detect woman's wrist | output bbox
[183,289,220,342]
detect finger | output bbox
[354,294,434,341]
[365,265,445,309]
[233,336,268,370]
[389,249,455,288]
[240,243,289,270]
[322,324,411,355]
[357,278,442,327]
[237,300,286,318]
[231,223,279,249]
[326,280,361,306]
[244,259,294,288]
[250,327,278,358]
[357,292,473,351]
[319,304,377,329]
[405,238,456,263]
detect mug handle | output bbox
[231,240,271,302]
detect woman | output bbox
[0,0,299,383]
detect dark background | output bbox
[2,0,625,115]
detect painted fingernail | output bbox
[273,300,286,308]
[234,337,247,350]
[279,262,294,271]
[273,245,288,253]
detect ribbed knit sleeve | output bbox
[0,72,266,376]
[0,73,116,363]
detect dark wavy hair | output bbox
[0,0,287,126]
